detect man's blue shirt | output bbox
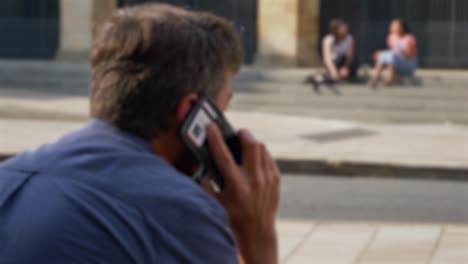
[0,119,237,263]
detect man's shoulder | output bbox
[0,120,225,219]
[111,159,237,262]
[0,130,237,262]
[126,161,229,228]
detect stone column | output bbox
[92,0,118,35]
[297,0,321,67]
[256,0,321,67]
[56,0,117,62]
[257,0,299,67]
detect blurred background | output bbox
[1,0,467,67]
[0,1,467,263]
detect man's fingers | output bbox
[260,145,273,185]
[260,146,280,211]
[265,147,281,185]
[238,129,260,169]
[239,130,271,190]
[206,123,239,187]
[238,129,263,183]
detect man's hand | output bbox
[206,124,280,264]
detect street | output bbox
[279,174,468,223]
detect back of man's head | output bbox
[90,4,242,139]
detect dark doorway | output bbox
[320,0,468,68]
[0,0,59,59]
[118,0,258,64]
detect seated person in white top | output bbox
[306,19,356,90]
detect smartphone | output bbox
[180,96,242,192]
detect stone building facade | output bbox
[257,0,321,67]
[57,0,117,61]
[3,0,467,68]
[56,0,322,66]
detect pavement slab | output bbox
[277,221,316,262]
[277,220,468,264]
[358,225,441,264]
[431,226,468,264]
[284,223,376,264]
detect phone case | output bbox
[180,96,242,191]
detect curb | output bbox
[0,154,13,162]
[276,159,468,181]
[1,153,467,181]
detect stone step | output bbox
[234,82,468,97]
[0,60,467,91]
[234,67,468,87]
[232,94,468,113]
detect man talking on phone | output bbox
[0,3,280,264]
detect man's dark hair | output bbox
[90,4,243,139]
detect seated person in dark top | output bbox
[306,18,357,90]
[0,4,280,264]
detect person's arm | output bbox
[403,35,417,59]
[207,124,280,264]
[322,37,340,80]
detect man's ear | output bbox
[175,93,199,126]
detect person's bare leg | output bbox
[339,67,350,80]
[383,64,396,86]
[373,51,382,62]
[368,64,385,89]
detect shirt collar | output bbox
[86,118,154,155]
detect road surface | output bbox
[279,174,468,223]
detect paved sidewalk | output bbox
[1,60,468,124]
[0,60,467,178]
[277,219,468,263]
[1,110,467,178]
[228,111,468,169]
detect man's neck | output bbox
[150,132,181,166]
